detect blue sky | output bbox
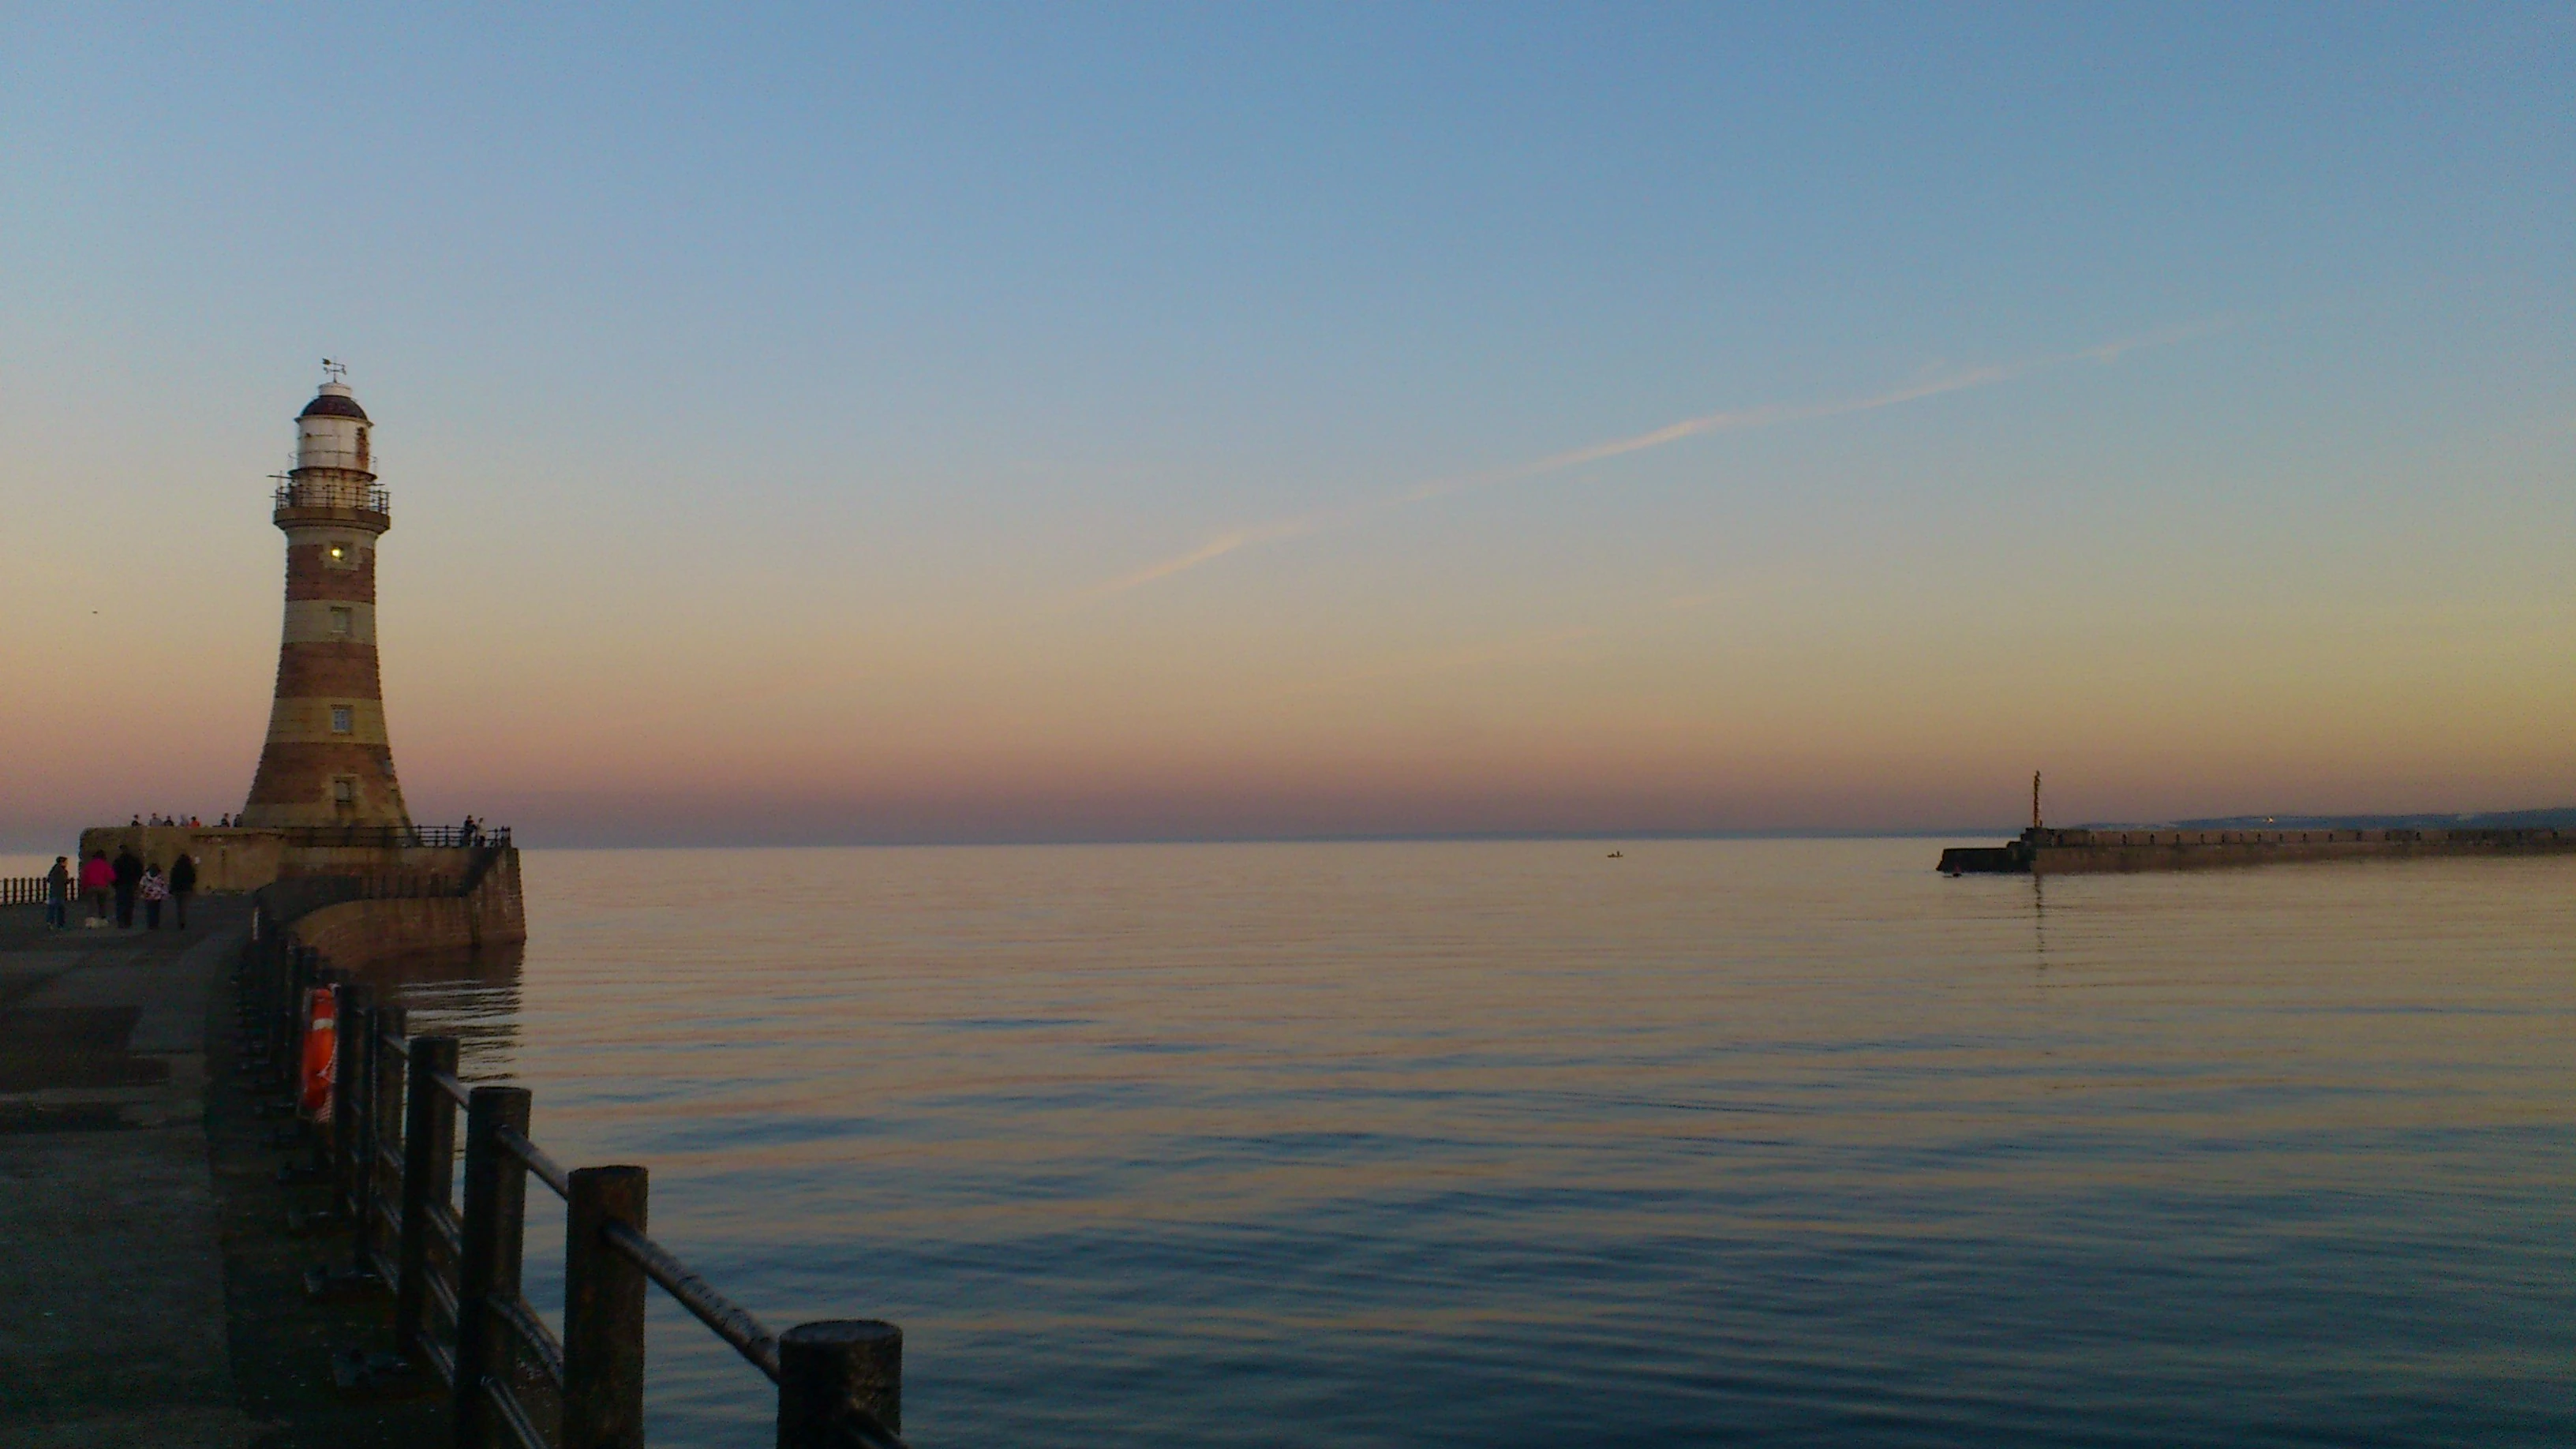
[3,4,2569,844]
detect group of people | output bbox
[131,812,241,827]
[43,847,196,931]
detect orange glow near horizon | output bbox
[6,452,2570,847]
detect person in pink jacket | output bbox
[78,850,114,925]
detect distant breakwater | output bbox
[1939,825,2576,875]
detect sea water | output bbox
[361,841,2571,1446]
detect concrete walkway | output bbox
[0,900,446,1447]
[0,901,254,1448]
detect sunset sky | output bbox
[3,6,2570,848]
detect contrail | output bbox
[1084,319,2227,600]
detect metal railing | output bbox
[269,824,512,850]
[242,900,906,1448]
[275,479,392,515]
[1,878,80,907]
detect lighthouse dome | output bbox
[300,383,369,421]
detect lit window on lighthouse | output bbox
[331,706,354,734]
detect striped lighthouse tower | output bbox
[238,366,413,828]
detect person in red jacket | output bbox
[79,850,114,926]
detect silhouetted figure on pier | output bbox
[44,857,70,930]
[168,853,197,929]
[110,846,143,928]
[140,864,167,930]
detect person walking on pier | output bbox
[80,850,113,926]
[43,857,70,930]
[168,852,197,929]
[139,863,168,930]
[110,845,143,928]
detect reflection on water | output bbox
[388,841,2575,1447]
[2030,872,2048,966]
[359,939,526,1081]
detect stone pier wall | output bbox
[261,849,525,968]
[74,827,499,895]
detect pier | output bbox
[5,376,853,1445]
[0,888,911,1448]
[240,883,908,1447]
[0,900,250,1444]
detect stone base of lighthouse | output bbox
[74,822,527,954]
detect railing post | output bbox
[275,947,309,1084]
[288,947,322,1088]
[777,1321,903,1447]
[270,940,290,1073]
[454,1085,531,1448]
[358,1003,406,1278]
[333,982,372,1222]
[564,1166,650,1449]
[395,1035,459,1359]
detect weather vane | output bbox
[322,357,347,384]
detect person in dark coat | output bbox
[167,853,198,929]
[111,845,144,928]
[44,857,71,930]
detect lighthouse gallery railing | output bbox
[275,478,392,514]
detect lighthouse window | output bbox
[333,778,358,804]
[329,607,353,636]
[325,541,356,570]
[331,706,354,734]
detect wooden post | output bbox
[290,949,324,1088]
[358,1003,406,1276]
[333,983,372,1222]
[454,1085,531,1449]
[563,1166,650,1449]
[777,1320,903,1447]
[276,947,311,1084]
[395,1035,459,1358]
[271,943,293,1076]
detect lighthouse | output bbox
[238,367,413,828]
